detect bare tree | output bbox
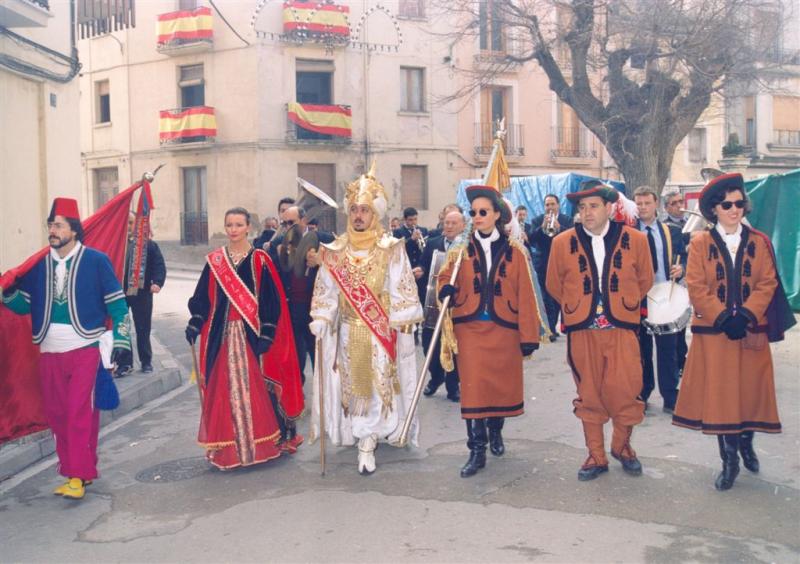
[435,0,792,193]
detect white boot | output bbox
[357,434,377,475]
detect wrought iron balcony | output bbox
[285,103,352,145]
[771,129,800,147]
[474,122,525,157]
[551,127,598,159]
[156,7,213,55]
[0,0,51,27]
[159,106,216,146]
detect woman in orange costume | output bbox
[185,207,303,469]
[672,173,795,491]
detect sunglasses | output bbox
[719,200,746,210]
[469,209,491,217]
[283,220,297,226]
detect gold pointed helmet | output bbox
[344,161,388,219]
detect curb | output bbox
[0,335,185,482]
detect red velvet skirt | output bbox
[198,318,282,469]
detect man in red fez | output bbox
[2,198,131,499]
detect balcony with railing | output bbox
[282,1,350,47]
[286,103,352,145]
[768,129,800,151]
[157,7,213,55]
[474,122,525,159]
[0,0,51,27]
[159,106,217,146]
[551,127,598,160]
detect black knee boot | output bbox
[461,419,487,478]
[739,431,759,473]
[487,417,505,456]
[715,434,740,491]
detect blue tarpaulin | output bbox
[456,173,625,218]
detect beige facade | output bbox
[667,1,800,191]
[452,34,606,184]
[77,0,464,242]
[0,0,82,270]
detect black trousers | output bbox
[126,292,153,367]
[639,325,679,408]
[675,327,688,373]
[536,271,560,334]
[289,301,315,383]
[421,326,459,397]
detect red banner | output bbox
[0,182,149,445]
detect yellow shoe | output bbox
[53,480,71,496]
[60,477,85,499]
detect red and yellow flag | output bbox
[283,1,350,36]
[485,138,511,191]
[288,102,352,137]
[159,106,217,142]
[157,6,213,45]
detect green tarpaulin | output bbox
[745,169,800,311]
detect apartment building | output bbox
[77,0,462,242]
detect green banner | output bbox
[745,169,800,311]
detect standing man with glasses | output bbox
[633,186,686,414]
[662,189,691,374]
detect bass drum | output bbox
[423,249,447,329]
[643,281,691,335]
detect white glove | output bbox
[309,319,328,338]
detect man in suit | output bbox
[515,205,533,249]
[634,186,687,413]
[530,194,573,341]
[122,212,166,375]
[271,205,334,383]
[393,206,429,303]
[419,209,464,401]
[661,189,690,375]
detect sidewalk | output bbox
[0,335,185,482]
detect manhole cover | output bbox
[135,457,210,483]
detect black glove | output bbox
[255,336,273,356]
[185,323,200,345]
[520,343,539,357]
[438,284,457,303]
[722,314,749,340]
[111,347,127,367]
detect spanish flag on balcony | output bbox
[159,106,217,142]
[288,102,352,137]
[283,1,350,37]
[157,6,213,45]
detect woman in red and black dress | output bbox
[185,207,303,470]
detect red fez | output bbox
[698,173,744,221]
[49,198,81,222]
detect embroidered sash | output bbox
[326,251,396,361]
[207,248,260,334]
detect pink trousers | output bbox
[39,347,101,480]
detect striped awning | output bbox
[288,103,351,137]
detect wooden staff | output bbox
[316,337,326,476]
[190,342,204,405]
[397,246,465,447]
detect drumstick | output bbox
[669,256,680,300]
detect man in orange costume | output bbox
[546,181,654,481]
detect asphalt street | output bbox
[1,268,798,563]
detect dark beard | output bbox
[49,235,73,249]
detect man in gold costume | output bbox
[309,163,423,475]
